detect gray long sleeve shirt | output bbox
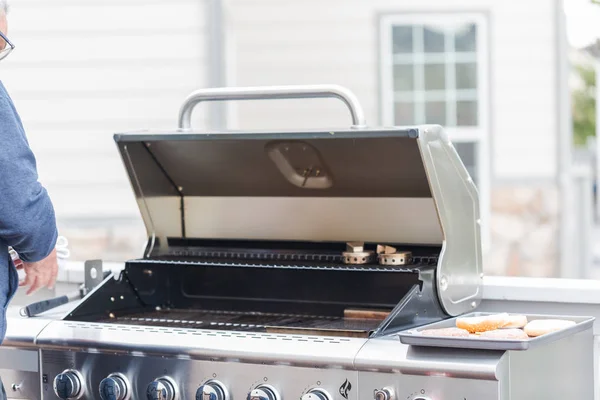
[0,81,58,342]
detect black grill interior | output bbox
[65,239,446,337]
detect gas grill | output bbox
[30,85,594,400]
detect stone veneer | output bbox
[484,184,559,278]
[56,218,148,263]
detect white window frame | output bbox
[379,12,491,252]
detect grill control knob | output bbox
[373,388,394,400]
[53,370,83,400]
[99,373,130,400]
[196,380,228,400]
[146,377,177,400]
[247,384,280,400]
[301,388,332,400]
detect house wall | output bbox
[223,0,563,277]
[1,0,212,262]
[0,0,566,278]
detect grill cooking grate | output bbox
[98,309,385,337]
[147,252,439,269]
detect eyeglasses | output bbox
[0,31,15,62]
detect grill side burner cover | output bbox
[113,86,482,317]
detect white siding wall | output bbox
[224,0,559,181]
[1,0,210,220]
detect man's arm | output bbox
[0,94,58,263]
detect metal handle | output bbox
[177,84,367,130]
[19,295,70,317]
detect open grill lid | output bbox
[112,85,483,316]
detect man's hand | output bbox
[18,248,59,295]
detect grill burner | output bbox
[342,242,375,265]
[342,243,413,266]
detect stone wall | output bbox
[56,185,562,278]
[57,218,147,263]
[484,184,560,277]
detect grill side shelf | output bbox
[396,312,595,351]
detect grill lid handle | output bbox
[177,84,367,130]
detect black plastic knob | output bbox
[248,385,279,400]
[196,380,227,400]
[53,371,82,400]
[147,378,176,400]
[99,375,128,400]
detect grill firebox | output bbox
[65,240,445,338]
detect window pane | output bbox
[394,64,414,91]
[423,26,445,52]
[425,101,446,125]
[453,142,478,186]
[394,101,415,125]
[457,100,478,126]
[392,26,413,54]
[424,63,446,90]
[455,24,477,52]
[456,62,478,89]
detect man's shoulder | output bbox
[0,80,9,97]
[0,81,14,107]
[0,81,26,135]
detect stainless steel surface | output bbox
[84,260,104,293]
[36,326,595,400]
[1,279,598,400]
[0,303,86,400]
[396,312,595,350]
[0,368,40,400]
[501,328,594,398]
[0,347,40,400]
[179,197,442,247]
[416,125,483,315]
[35,320,365,367]
[39,351,360,400]
[354,328,594,399]
[177,84,367,130]
[116,128,448,255]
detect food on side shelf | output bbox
[420,327,470,337]
[478,328,529,340]
[524,319,576,337]
[415,314,578,341]
[501,314,528,329]
[455,313,509,333]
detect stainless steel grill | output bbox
[13,85,593,400]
